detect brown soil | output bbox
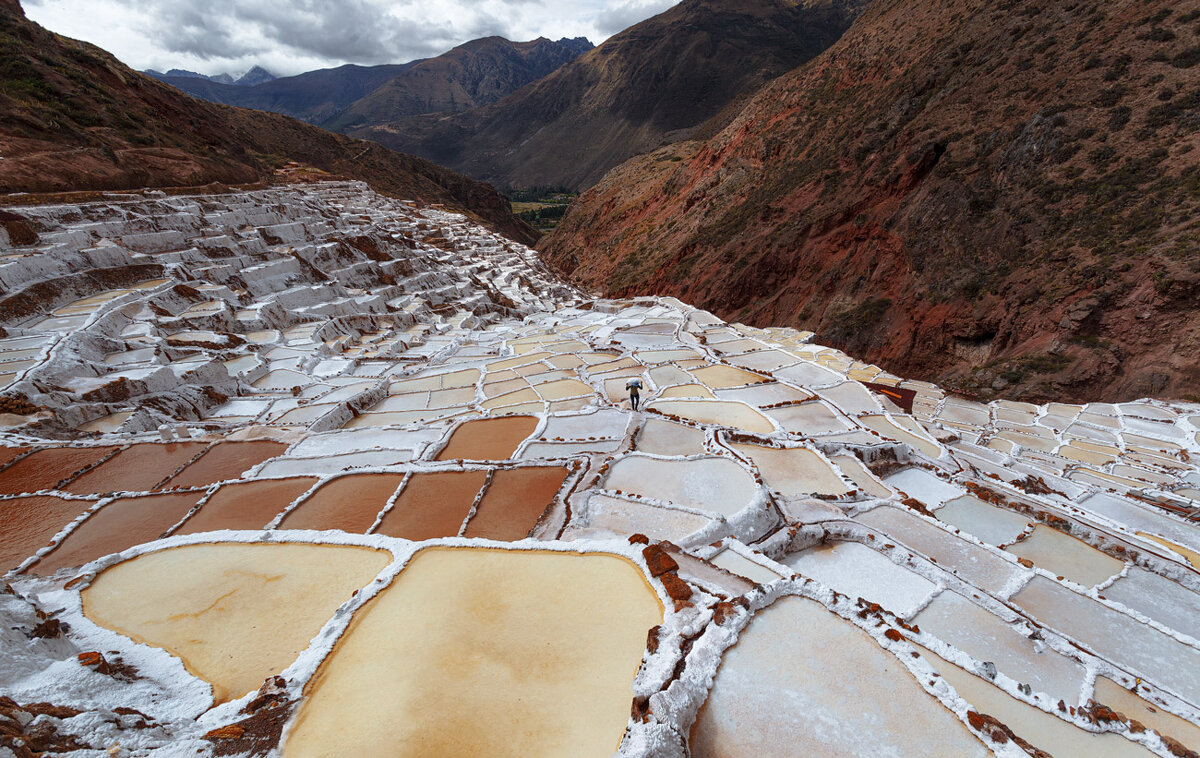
[462,466,567,540]
[62,442,208,495]
[159,441,288,490]
[435,416,538,461]
[278,473,405,532]
[541,0,1200,403]
[30,491,203,575]
[174,478,318,534]
[0,446,118,495]
[373,471,487,540]
[0,495,94,572]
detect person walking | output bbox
[625,377,643,411]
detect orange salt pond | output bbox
[30,492,204,575]
[0,495,95,572]
[63,442,208,495]
[374,471,487,539]
[0,446,118,495]
[463,466,568,540]
[435,416,537,460]
[0,446,29,468]
[81,543,389,703]
[283,547,662,757]
[279,473,405,532]
[160,441,289,489]
[175,478,318,534]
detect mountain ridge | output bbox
[350,0,871,190]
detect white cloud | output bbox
[22,0,680,78]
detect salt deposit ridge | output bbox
[1,181,1199,756]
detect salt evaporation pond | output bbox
[82,543,389,702]
[3,182,1200,757]
[283,547,662,756]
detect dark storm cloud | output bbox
[133,0,463,63]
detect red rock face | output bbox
[541,0,1200,403]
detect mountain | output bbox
[234,64,276,86]
[145,68,235,84]
[154,62,416,124]
[324,36,593,132]
[151,37,590,129]
[348,0,871,191]
[0,0,536,244]
[539,0,1200,402]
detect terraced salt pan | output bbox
[690,596,990,757]
[160,441,289,489]
[1078,493,1200,558]
[884,468,966,509]
[688,365,769,389]
[918,649,1152,758]
[578,494,710,542]
[633,419,706,457]
[708,548,783,585]
[0,446,118,495]
[1005,526,1124,587]
[435,416,537,460]
[604,455,756,516]
[0,495,95,573]
[862,414,944,459]
[30,492,204,576]
[1092,676,1200,750]
[729,443,850,497]
[373,471,486,539]
[647,399,774,434]
[783,542,935,617]
[82,543,389,703]
[62,442,208,495]
[1103,567,1200,640]
[858,506,1020,594]
[1012,576,1200,706]
[175,478,317,534]
[913,591,1086,704]
[279,473,405,532]
[936,495,1031,545]
[284,547,662,757]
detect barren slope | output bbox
[540,0,1200,402]
[0,1,535,244]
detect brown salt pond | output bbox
[159,441,289,489]
[435,416,538,461]
[82,543,390,703]
[0,446,29,469]
[1,495,96,572]
[30,492,204,576]
[63,442,209,495]
[0,446,119,495]
[279,473,405,532]
[174,478,318,534]
[462,466,568,541]
[283,547,662,757]
[373,471,487,540]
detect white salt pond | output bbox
[690,596,991,757]
[781,542,935,618]
[604,454,756,516]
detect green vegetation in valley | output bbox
[506,187,577,232]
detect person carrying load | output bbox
[625,377,643,411]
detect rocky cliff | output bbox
[540,0,1200,402]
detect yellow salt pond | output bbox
[82,543,390,703]
[284,547,662,757]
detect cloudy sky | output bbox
[24,0,679,78]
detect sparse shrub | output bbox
[1172,46,1200,68]
[1107,106,1132,131]
[1141,27,1177,43]
[1104,54,1133,80]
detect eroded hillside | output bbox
[540,0,1200,403]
